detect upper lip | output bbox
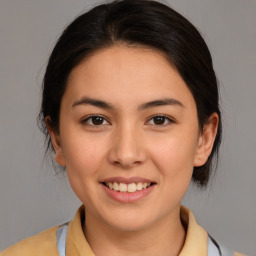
[101,176,155,184]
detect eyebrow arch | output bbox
[72,97,114,109]
[138,98,184,110]
[72,97,184,111]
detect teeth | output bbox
[113,182,119,191]
[105,182,152,193]
[119,183,127,192]
[128,183,136,192]
[108,182,113,189]
[137,183,143,191]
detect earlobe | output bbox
[194,113,219,167]
[45,116,66,166]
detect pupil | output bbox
[154,116,165,125]
[92,116,103,125]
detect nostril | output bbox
[112,160,140,169]
[108,142,147,168]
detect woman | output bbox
[1,0,246,255]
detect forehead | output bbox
[64,45,195,109]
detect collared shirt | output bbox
[1,205,245,256]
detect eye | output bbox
[82,115,110,126]
[147,115,173,126]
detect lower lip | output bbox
[101,183,155,203]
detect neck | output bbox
[84,207,186,256]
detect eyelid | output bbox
[81,114,111,126]
[145,114,175,125]
[81,114,175,126]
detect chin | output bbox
[110,220,151,232]
[101,210,157,232]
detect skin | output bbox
[47,45,218,256]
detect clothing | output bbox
[1,205,245,256]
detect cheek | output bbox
[61,128,109,180]
[61,132,109,205]
[148,133,198,206]
[148,128,199,180]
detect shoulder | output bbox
[1,226,59,256]
[181,206,247,256]
[208,235,246,256]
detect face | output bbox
[48,46,217,232]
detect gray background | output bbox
[0,0,255,255]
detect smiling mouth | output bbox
[102,182,155,193]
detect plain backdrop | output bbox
[0,0,255,255]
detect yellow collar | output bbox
[179,205,208,256]
[66,205,208,256]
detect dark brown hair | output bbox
[38,0,222,187]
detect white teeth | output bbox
[113,182,119,191]
[142,183,147,189]
[105,181,152,193]
[127,183,137,192]
[109,182,113,189]
[137,183,143,191]
[119,183,127,192]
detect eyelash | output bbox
[81,114,174,127]
[81,115,110,126]
[146,115,174,126]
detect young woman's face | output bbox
[49,46,214,231]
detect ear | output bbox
[45,116,66,166]
[194,113,219,167]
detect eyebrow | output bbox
[138,98,184,110]
[72,97,114,109]
[72,97,184,110]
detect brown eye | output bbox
[91,116,104,125]
[147,115,173,126]
[83,115,109,126]
[153,116,166,125]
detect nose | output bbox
[108,124,147,169]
